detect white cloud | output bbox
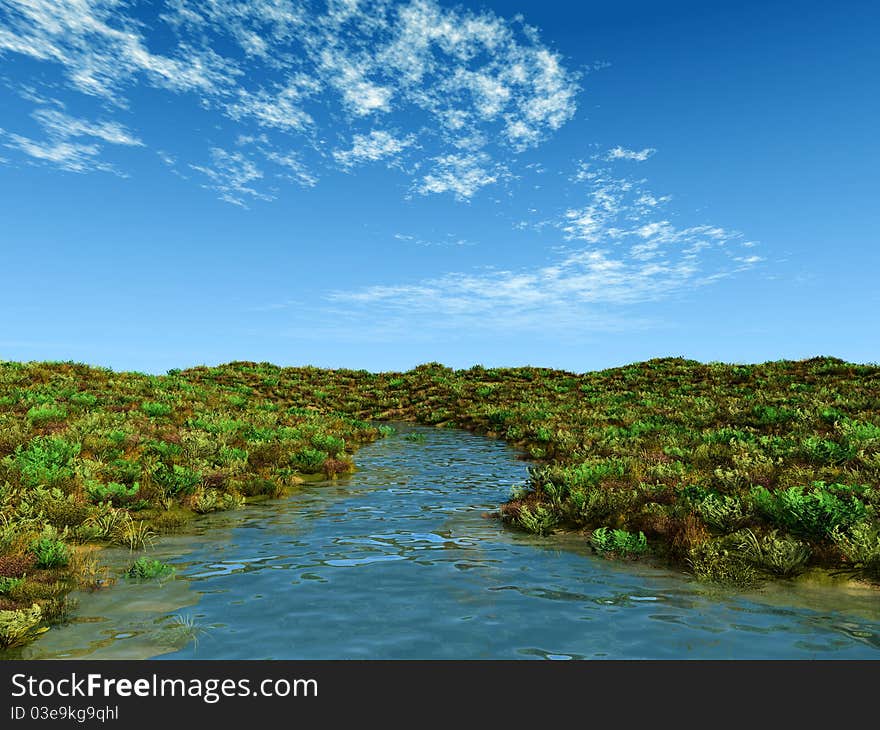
[0,0,238,102]
[227,76,319,133]
[327,154,761,334]
[32,108,142,147]
[333,130,415,168]
[2,134,103,172]
[0,0,579,202]
[417,152,504,200]
[1,105,142,173]
[190,148,271,207]
[605,145,656,162]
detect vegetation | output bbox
[125,557,174,581]
[1,355,879,646]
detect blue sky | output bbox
[0,0,877,373]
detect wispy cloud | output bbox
[333,130,416,168]
[189,148,270,207]
[325,148,761,334]
[416,152,505,200]
[0,0,579,203]
[1,104,142,173]
[605,145,656,162]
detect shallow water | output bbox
[14,425,880,659]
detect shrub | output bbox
[13,436,80,487]
[125,557,174,581]
[0,576,24,594]
[737,529,811,577]
[801,436,855,465]
[141,402,172,418]
[291,448,328,474]
[687,538,759,587]
[0,604,44,648]
[86,480,140,505]
[590,527,647,557]
[832,521,880,577]
[516,504,558,535]
[751,484,867,539]
[26,404,68,425]
[565,486,639,526]
[30,534,70,568]
[311,433,345,455]
[695,493,752,532]
[155,464,202,496]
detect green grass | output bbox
[1,355,880,647]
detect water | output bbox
[13,425,880,659]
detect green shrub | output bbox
[832,521,880,577]
[311,433,345,455]
[291,448,327,474]
[687,538,760,587]
[125,557,174,581]
[155,464,202,496]
[695,493,752,532]
[801,436,855,465]
[86,480,140,504]
[0,604,44,648]
[590,527,647,557]
[141,402,172,418]
[737,529,811,577]
[751,484,867,539]
[13,436,80,487]
[0,576,24,594]
[26,404,68,425]
[516,504,558,535]
[30,535,69,568]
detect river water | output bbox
[13,425,880,659]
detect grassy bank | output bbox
[2,356,879,647]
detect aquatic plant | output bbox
[125,557,174,581]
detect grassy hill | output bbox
[1,356,879,647]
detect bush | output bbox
[30,534,70,568]
[832,521,880,577]
[0,604,44,648]
[311,433,345,455]
[737,529,811,577]
[516,504,558,535]
[155,464,202,496]
[590,527,647,557]
[86,480,140,505]
[0,576,24,594]
[141,402,172,418]
[687,538,759,587]
[125,557,174,581]
[26,404,68,425]
[13,436,80,487]
[751,484,867,539]
[291,448,327,474]
[695,493,752,532]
